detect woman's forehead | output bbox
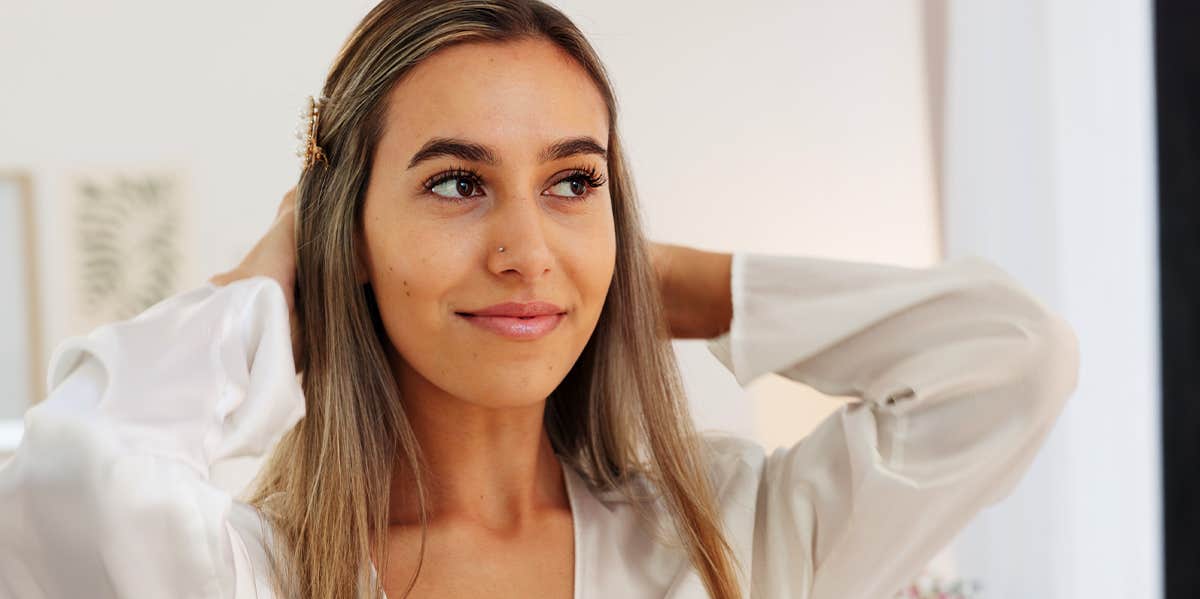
[377,38,609,161]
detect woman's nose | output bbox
[486,196,554,282]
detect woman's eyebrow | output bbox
[406,136,607,169]
[540,136,607,164]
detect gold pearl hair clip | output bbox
[295,95,328,170]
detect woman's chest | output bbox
[379,514,575,599]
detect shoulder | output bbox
[698,431,768,494]
[701,431,766,467]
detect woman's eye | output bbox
[546,175,590,198]
[430,176,484,199]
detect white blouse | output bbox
[0,251,1080,599]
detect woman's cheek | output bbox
[582,224,617,302]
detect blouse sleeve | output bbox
[0,276,304,599]
[704,251,1079,599]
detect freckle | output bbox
[405,290,411,297]
[403,280,408,286]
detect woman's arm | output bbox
[211,186,303,368]
[650,242,733,340]
[0,190,306,598]
[0,276,303,599]
[700,251,1079,598]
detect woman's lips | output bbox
[457,312,565,340]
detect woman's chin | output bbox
[453,372,565,408]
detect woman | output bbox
[0,1,1080,598]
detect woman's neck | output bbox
[385,362,569,530]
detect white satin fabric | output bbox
[0,252,1079,598]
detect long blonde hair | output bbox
[247,1,744,598]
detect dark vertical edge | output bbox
[1154,2,1200,597]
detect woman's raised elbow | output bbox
[963,266,1081,425]
[1016,307,1081,426]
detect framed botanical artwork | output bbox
[0,170,41,453]
[64,169,188,335]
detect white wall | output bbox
[940,1,1161,597]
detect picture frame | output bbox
[0,170,42,453]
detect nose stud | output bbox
[498,246,506,253]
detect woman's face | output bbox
[360,38,616,409]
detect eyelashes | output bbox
[420,163,608,202]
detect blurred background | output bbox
[1,1,1190,597]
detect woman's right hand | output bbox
[209,187,303,368]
